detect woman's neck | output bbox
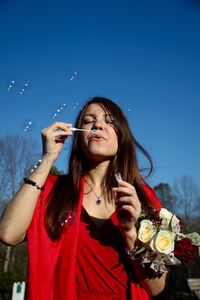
[85,160,109,186]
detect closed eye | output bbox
[82,119,95,125]
[106,119,114,125]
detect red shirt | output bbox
[27,175,162,300]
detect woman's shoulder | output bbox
[45,174,69,186]
[44,174,59,190]
[41,174,69,198]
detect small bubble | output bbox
[123,107,132,117]
[7,78,17,92]
[72,102,79,111]
[28,155,49,175]
[69,70,79,81]
[18,80,31,95]
[61,210,75,231]
[5,182,12,193]
[52,103,67,119]
[23,119,35,133]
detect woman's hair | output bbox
[45,96,153,240]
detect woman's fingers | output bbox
[41,122,74,161]
[113,179,142,229]
[42,122,73,137]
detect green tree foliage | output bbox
[49,165,64,175]
[154,183,175,212]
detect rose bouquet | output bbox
[133,207,200,274]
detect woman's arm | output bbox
[0,153,53,245]
[113,178,167,296]
[129,248,167,296]
[121,227,167,296]
[0,122,72,245]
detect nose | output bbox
[92,117,104,130]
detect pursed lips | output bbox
[88,132,106,141]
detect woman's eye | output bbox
[83,119,94,125]
[106,118,114,125]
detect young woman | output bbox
[0,97,167,299]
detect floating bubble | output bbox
[29,156,49,174]
[7,78,17,92]
[72,102,79,111]
[29,159,42,173]
[23,119,35,133]
[18,80,31,95]
[61,210,75,231]
[123,107,132,118]
[69,70,79,81]
[5,182,12,195]
[52,103,67,119]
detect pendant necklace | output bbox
[85,181,103,206]
[92,189,102,206]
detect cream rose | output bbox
[150,230,175,254]
[138,220,155,244]
[159,208,173,220]
[159,208,180,232]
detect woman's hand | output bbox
[41,122,73,163]
[112,179,141,249]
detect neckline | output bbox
[82,205,116,221]
[82,206,116,229]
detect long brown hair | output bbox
[45,96,153,240]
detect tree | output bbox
[0,134,39,274]
[49,165,64,175]
[0,134,40,204]
[154,182,175,212]
[173,175,200,233]
[172,176,200,290]
[153,178,200,298]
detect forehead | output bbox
[84,103,109,115]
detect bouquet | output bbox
[132,207,200,274]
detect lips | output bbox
[89,132,106,141]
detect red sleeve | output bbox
[27,174,61,300]
[143,184,163,210]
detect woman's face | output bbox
[79,103,118,162]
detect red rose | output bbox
[147,207,161,224]
[174,238,198,263]
[176,215,184,230]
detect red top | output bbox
[27,175,162,300]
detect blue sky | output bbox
[0,0,199,188]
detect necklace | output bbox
[85,181,103,206]
[92,189,103,206]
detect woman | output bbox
[0,96,167,299]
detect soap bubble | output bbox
[7,78,17,92]
[69,70,79,81]
[29,156,49,174]
[123,107,132,118]
[23,119,35,133]
[18,80,31,95]
[72,102,79,111]
[5,182,12,196]
[61,210,75,231]
[52,103,67,119]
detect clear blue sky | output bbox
[0,0,199,188]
